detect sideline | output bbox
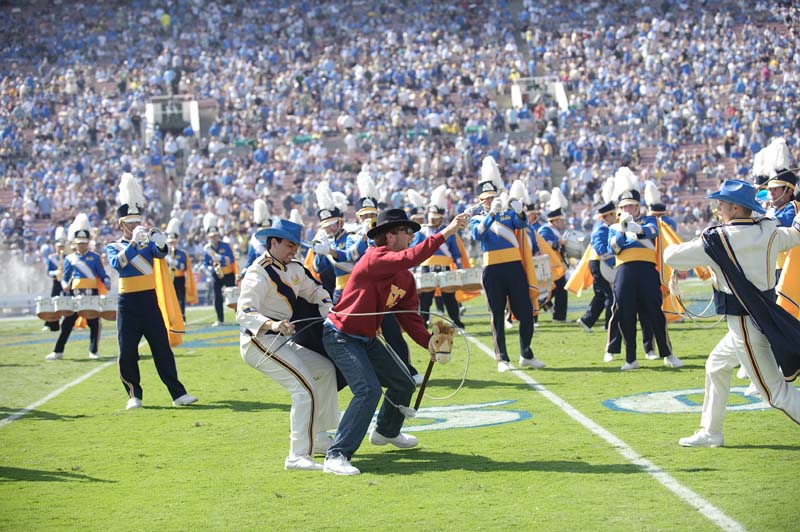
[466,335,747,532]
[0,361,115,429]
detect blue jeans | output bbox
[322,322,416,460]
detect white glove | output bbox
[131,225,147,244]
[618,212,633,225]
[362,219,374,234]
[509,199,523,214]
[624,231,639,241]
[151,231,167,248]
[490,197,503,215]
[318,302,332,317]
[668,271,680,297]
[626,221,643,235]
[312,242,330,255]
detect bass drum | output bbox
[223,286,240,310]
[600,260,616,285]
[563,230,588,260]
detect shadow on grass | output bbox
[0,408,88,422]
[542,364,705,373]
[0,466,116,483]
[353,449,646,475]
[723,444,800,451]
[428,378,533,390]
[138,400,290,413]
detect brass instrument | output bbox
[205,243,224,279]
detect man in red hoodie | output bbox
[322,208,470,475]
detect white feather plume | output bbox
[118,172,145,214]
[480,156,504,191]
[357,171,378,200]
[331,191,349,213]
[68,213,91,240]
[253,199,270,225]
[509,179,530,203]
[407,189,426,210]
[537,190,551,204]
[54,226,66,242]
[166,218,181,236]
[203,212,218,232]
[430,185,448,212]
[644,181,661,206]
[315,182,337,211]
[751,146,769,177]
[289,209,304,226]
[547,187,568,212]
[601,177,616,204]
[766,137,793,175]
[612,166,639,199]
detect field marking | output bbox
[0,361,115,429]
[467,335,747,532]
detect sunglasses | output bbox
[392,227,415,235]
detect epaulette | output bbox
[258,255,273,269]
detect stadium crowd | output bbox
[0,0,798,297]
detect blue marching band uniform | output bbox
[538,210,568,322]
[578,202,616,334]
[203,222,237,326]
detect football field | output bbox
[1,292,798,532]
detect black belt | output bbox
[714,288,775,316]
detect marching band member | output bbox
[665,179,800,446]
[763,139,798,279]
[538,188,570,322]
[203,212,236,327]
[321,208,469,475]
[243,199,271,272]
[165,218,197,322]
[469,156,544,373]
[107,173,197,410]
[311,182,357,302]
[42,226,67,332]
[414,185,465,329]
[607,167,682,371]
[45,214,110,360]
[237,218,338,471]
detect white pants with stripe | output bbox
[701,315,800,435]
[241,333,339,459]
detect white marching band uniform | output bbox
[237,253,339,460]
[665,217,800,437]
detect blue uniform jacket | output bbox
[608,216,658,265]
[62,251,111,292]
[469,208,527,266]
[107,238,166,294]
[590,221,615,268]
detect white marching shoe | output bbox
[603,352,615,363]
[88,352,100,360]
[284,455,323,471]
[620,360,640,371]
[679,429,723,448]
[497,360,513,373]
[645,351,659,360]
[518,356,546,369]
[172,394,198,406]
[577,318,592,333]
[126,397,143,410]
[369,429,418,449]
[323,454,360,476]
[664,354,684,368]
[45,352,63,361]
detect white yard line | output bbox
[0,361,115,429]
[467,335,747,532]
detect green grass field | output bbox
[1,288,798,532]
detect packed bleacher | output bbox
[0,0,798,302]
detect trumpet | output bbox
[204,243,224,279]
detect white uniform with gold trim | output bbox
[664,218,800,436]
[237,252,338,460]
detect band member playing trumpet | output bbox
[42,227,67,332]
[203,212,236,327]
[165,218,197,322]
[46,214,111,361]
[107,173,197,410]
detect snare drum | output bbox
[100,295,118,321]
[436,270,463,293]
[563,230,588,260]
[459,268,483,291]
[414,271,438,293]
[52,296,75,318]
[533,255,552,291]
[599,261,615,285]
[223,286,240,309]
[74,295,101,320]
[35,297,58,321]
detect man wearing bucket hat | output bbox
[237,218,339,471]
[45,213,111,361]
[665,179,800,447]
[321,208,471,475]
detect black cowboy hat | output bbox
[366,208,421,239]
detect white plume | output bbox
[357,171,378,199]
[765,137,793,175]
[430,185,448,212]
[331,191,349,213]
[751,146,769,177]
[118,172,145,214]
[289,209,304,226]
[509,179,530,203]
[601,177,616,204]
[644,181,661,206]
[537,189,551,204]
[202,212,218,232]
[68,213,91,240]
[547,187,568,212]
[407,189,426,210]
[253,199,270,225]
[54,226,66,242]
[612,166,639,199]
[480,156,504,191]
[315,181,337,211]
[166,217,181,236]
